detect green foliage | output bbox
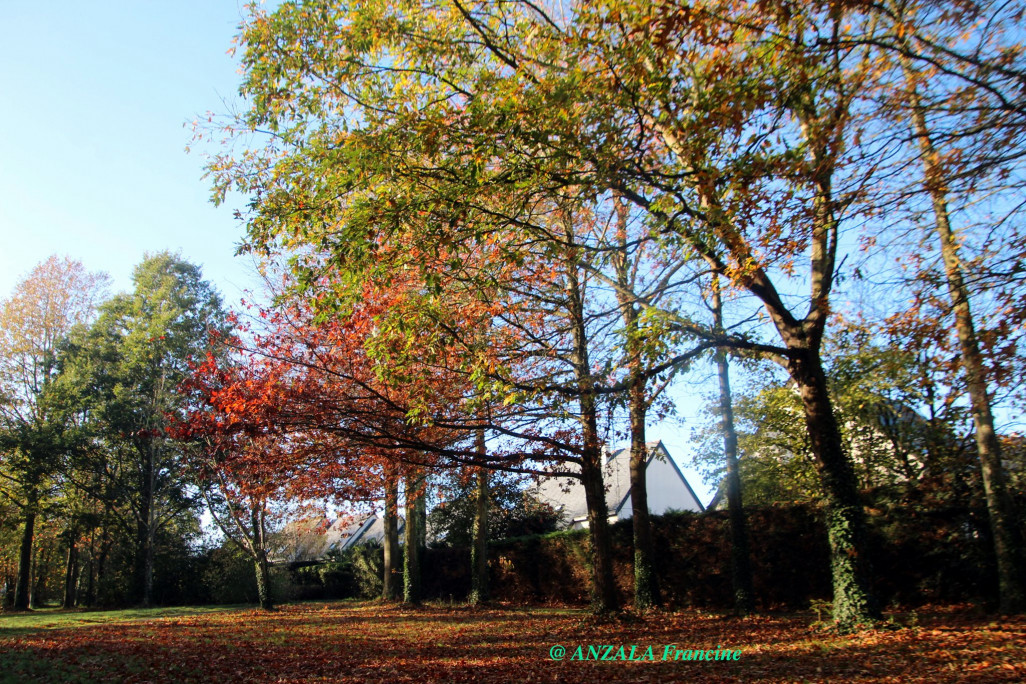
[202,545,258,605]
[285,543,387,601]
[694,331,979,506]
[427,473,563,548]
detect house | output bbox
[531,440,704,529]
[274,513,404,564]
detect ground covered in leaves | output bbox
[1,601,1023,683]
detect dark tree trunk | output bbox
[83,533,96,608]
[470,428,489,605]
[565,243,619,613]
[95,525,112,607]
[251,506,274,611]
[382,469,401,601]
[789,350,879,629]
[63,532,80,609]
[254,553,273,611]
[611,195,658,609]
[579,441,619,613]
[403,471,422,605]
[718,352,755,616]
[13,508,36,611]
[712,275,754,616]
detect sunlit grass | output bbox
[0,604,246,638]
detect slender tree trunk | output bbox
[609,199,658,610]
[903,74,1026,614]
[627,382,658,609]
[579,442,619,613]
[134,441,155,607]
[470,428,489,605]
[96,524,112,607]
[565,247,619,613]
[403,470,422,605]
[84,533,96,607]
[63,532,80,609]
[13,507,36,610]
[712,275,755,616]
[789,350,879,629]
[382,469,401,601]
[32,545,43,607]
[143,521,155,607]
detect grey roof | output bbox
[532,440,703,525]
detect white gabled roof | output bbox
[532,441,704,526]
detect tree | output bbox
[75,252,226,606]
[0,256,108,610]
[709,274,755,616]
[876,0,1026,613]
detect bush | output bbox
[202,545,258,605]
[280,542,388,601]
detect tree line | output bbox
[1,254,226,610]
[3,0,1026,633]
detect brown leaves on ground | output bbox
[1,602,1023,683]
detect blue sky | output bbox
[0,2,259,300]
[0,1,714,503]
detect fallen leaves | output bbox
[1,602,1024,683]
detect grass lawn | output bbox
[1,601,1023,683]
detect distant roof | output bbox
[532,440,704,524]
[274,513,404,563]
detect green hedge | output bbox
[450,502,1003,609]
[272,502,1010,609]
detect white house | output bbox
[532,440,704,529]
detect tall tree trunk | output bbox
[254,554,272,611]
[83,533,96,608]
[13,507,36,611]
[565,245,619,613]
[905,81,1026,613]
[627,381,658,609]
[382,468,401,601]
[63,531,80,609]
[95,524,112,607]
[470,428,489,605]
[610,198,658,609]
[403,470,422,605]
[579,441,618,613]
[712,276,755,616]
[143,520,155,607]
[789,350,879,629]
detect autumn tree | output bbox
[181,281,467,604]
[0,256,108,610]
